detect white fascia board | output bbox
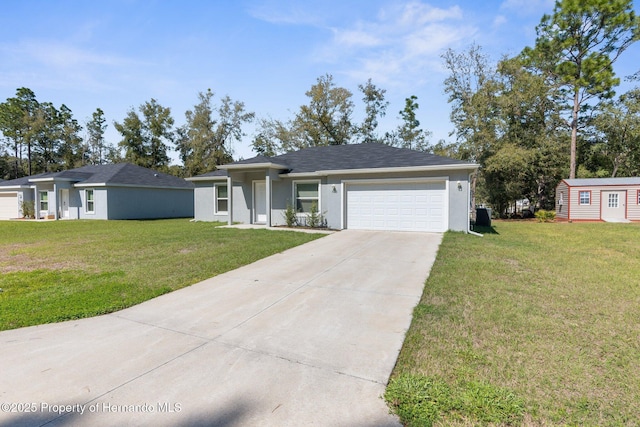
[0,185,33,190]
[282,163,478,178]
[28,177,79,183]
[319,164,478,175]
[185,175,228,182]
[73,183,193,190]
[218,162,288,171]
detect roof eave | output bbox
[282,163,479,177]
[0,185,32,190]
[28,177,81,183]
[218,162,288,171]
[185,175,228,182]
[73,182,193,190]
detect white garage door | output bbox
[346,181,447,232]
[0,193,19,220]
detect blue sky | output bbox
[1,0,639,163]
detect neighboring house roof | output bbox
[0,163,194,189]
[191,143,477,179]
[186,169,228,181]
[563,177,640,187]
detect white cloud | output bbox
[493,14,508,28]
[0,39,151,94]
[500,0,554,16]
[247,1,324,26]
[331,27,382,48]
[316,1,476,87]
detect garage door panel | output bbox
[0,193,19,220]
[346,182,447,232]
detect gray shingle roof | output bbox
[268,143,473,173]
[189,169,228,178]
[564,177,640,186]
[0,163,193,188]
[191,143,476,178]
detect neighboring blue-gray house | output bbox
[0,163,194,220]
[187,143,479,232]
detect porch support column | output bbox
[266,173,272,227]
[33,185,39,219]
[227,175,233,226]
[53,183,59,220]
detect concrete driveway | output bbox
[0,230,442,427]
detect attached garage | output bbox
[346,180,448,232]
[0,192,19,220]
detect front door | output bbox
[60,189,70,218]
[253,181,267,223]
[601,191,626,220]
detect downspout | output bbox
[467,172,483,237]
[266,173,272,227]
[227,175,233,226]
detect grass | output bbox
[386,221,640,426]
[0,219,323,331]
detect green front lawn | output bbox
[386,221,640,426]
[0,220,323,331]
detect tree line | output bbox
[439,0,640,214]
[1,0,639,216]
[0,77,429,180]
[0,87,257,180]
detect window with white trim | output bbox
[86,189,95,213]
[215,184,228,214]
[579,191,590,205]
[39,191,48,212]
[294,181,320,213]
[608,193,619,208]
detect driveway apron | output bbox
[0,230,442,427]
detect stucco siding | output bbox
[194,183,215,221]
[231,181,252,224]
[269,178,290,227]
[78,188,109,219]
[104,187,193,219]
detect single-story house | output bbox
[555,177,640,222]
[0,163,194,220]
[187,143,479,232]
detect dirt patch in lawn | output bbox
[0,243,88,273]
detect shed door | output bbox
[601,191,626,220]
[346,181,447,232]
[0,193,19,220]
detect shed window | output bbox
[86,189,95,213]
[215,184,228,214]
[294,181,320,213]
[608,193,619,208]
[39,191,48,212]
[637,190,640,205]
[579,191,591,205]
